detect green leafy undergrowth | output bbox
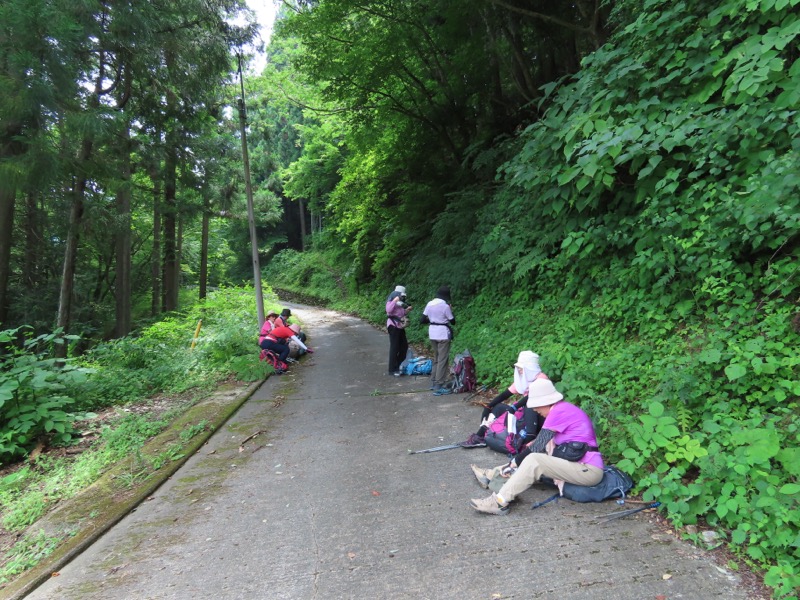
[73,286,276,411]
[0,328,91,464]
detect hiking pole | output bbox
[408,443,463,454]
[597,501,661,522]
[462,384,488,403]
[531,492,560,510]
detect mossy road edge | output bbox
[2,379,263,600]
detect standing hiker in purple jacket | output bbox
[386,285,413,376]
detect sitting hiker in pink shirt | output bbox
[469,378,604,515]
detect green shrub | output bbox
[0,328,89,465]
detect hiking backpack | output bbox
[259,348,288,373]
[542,465,634,503]
[400,356,433,376]
[448,349,476,393]
[485,405,525,454]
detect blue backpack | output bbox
[401,357,432,376]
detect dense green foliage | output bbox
[0,0,264,340]
[0,286,279,584]
[263,0,800,596]
[2,0,799,595]
[0,287,277,465]
[0,329,89,463]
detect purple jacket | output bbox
[386,295,410,329]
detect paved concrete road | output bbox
[26,306,752,600]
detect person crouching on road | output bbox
[386,285,412,376]
[469,378,604,515]
[259,311,294,369]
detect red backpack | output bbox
[449,349,476,393]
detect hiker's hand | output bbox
[500,462,516,477]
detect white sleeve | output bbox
[290,335,308,351]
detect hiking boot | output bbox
[470,464,491,489]
[434,387,452,396]
[392,371,402,377]
[470,493,510,515]
[460,434,487,448]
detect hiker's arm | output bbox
[513,428,555,466]
[520,408,542,439]
[482,389,513,420]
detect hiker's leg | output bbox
[497,454,603,502]
[398,329,409,368]
[433,340,450,386]
[430,339,442,386]
[275,343,291,363]
[388,326,401,373]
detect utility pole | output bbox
[237,54,265,326]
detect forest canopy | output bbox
[1,0,799,595]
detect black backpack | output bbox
[542,465,634,503]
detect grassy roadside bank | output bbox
[0,379,262,600]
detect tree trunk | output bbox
[115,123,132,337]
[23,191,40,290]
[151,175,161,317]
[162,141,178,312]
[0,186,15,327]
[177,211,183,291]
[199,203,209,300]
[55,138,92,358]
[299,198,307,251]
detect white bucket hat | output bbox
[526,379,564,408]
[395,285,406,294]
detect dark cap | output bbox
[280,308,292,318]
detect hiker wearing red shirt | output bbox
[259,311,294,366]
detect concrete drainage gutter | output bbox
[2,379,263,600]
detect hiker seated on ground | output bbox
[287,324,311,359]
[278,309,313,353]
[469,378,604,515]
[460,351,548,450]
[259,311,300,367]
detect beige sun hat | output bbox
[526,378,564,408]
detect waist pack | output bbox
[552,441,599,462]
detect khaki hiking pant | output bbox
[490,454,603,503]
[430,339,451,387]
